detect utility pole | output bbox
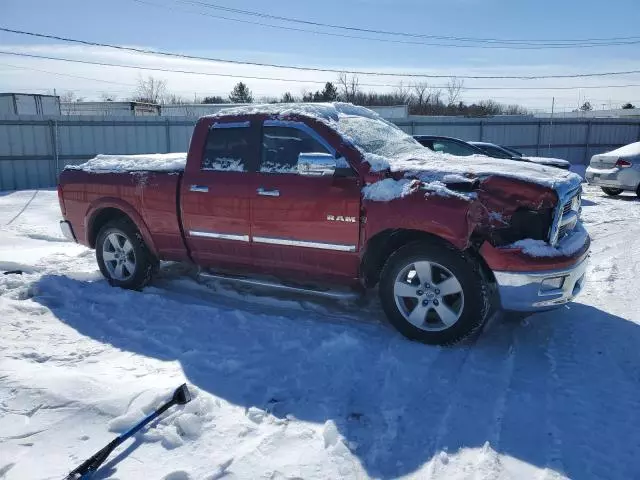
[548,97,554,156]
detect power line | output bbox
[2,27,640,79]
[3,51,640,92]
[127,0,640,50]
[174,0,640,47]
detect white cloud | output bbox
[0,44,638,110]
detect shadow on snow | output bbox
[32,274,640,479]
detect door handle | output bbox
[190,185,209,193]
[257,187,280,197]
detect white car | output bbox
[585,142,640,197]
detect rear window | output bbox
[202,127,251,172]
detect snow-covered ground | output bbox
[1,187,639,480]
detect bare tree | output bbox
[445,77,464,106]
[393,81,411,105]
[59,91,83,103]
[133,75,167,104]
[165,93,187,105]
[337,72,360,102]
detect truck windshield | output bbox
[336,115,424,161]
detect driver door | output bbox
[249,120,361,283]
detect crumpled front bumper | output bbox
[494,255,588,312]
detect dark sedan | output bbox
[414,135,570,170]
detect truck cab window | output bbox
[260,126,329,174]
[202,127,250,172]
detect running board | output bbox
[197,271,362,301]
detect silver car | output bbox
[585,142,640,197]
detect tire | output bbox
[379,240,490,345]
[636,185,640,198]
[96,217,159,290]
[601,187,623,196]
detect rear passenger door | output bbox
[180,121,258,271]
[250,120,361,283]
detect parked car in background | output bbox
[585,142,640,197]
[470,142,571,170]
[58,103,588,345]
[414,135,486,157]
[412,135,570,170]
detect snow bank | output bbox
[212,102,582,201]
[67,153,187,173]
[508,222,588,257]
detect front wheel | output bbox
[96,218,158,290]
[601,187,623,196]
[379,240,490,345]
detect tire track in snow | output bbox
[424,320,518,479]
[497,316,567,479]
[546,309,640,480]
[5,190,38,226]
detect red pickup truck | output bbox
[58,103,589,345]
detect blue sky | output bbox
[1,0,639,110]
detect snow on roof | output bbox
[67,153,187,173]
[212,102,581,195]
[603,141,640,158]
[208,102,380,122]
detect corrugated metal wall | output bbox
[0,115,195,191]
[1,114,639,191]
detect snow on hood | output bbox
[600,141,640,159]
[67,153,187,173]
[520,156,570,167]
[212,102,581,196]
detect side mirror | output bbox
[297,152,336,177]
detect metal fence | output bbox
[1,114,639,191]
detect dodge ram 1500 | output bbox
[58,103,589,345]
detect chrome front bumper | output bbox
[59,220,76,242]
[494,256,588,312]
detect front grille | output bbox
[557,224,569,239]
[552,189,581,244]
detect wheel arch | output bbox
[360,229,460,288]
[85,198,158,256]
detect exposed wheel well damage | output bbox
[360,229,455,288]
[88,208,131,248]
[360,229,497,289]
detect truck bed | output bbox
[59,168,189,262]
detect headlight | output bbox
[489,208,553,246]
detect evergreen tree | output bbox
[229,82,253,103]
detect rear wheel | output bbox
[636,185,640,198]
[379,240,490,345]
[601,187,623,196]
[96,218,158,290]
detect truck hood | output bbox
[519,156,571,168]
[387,153,582,198]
